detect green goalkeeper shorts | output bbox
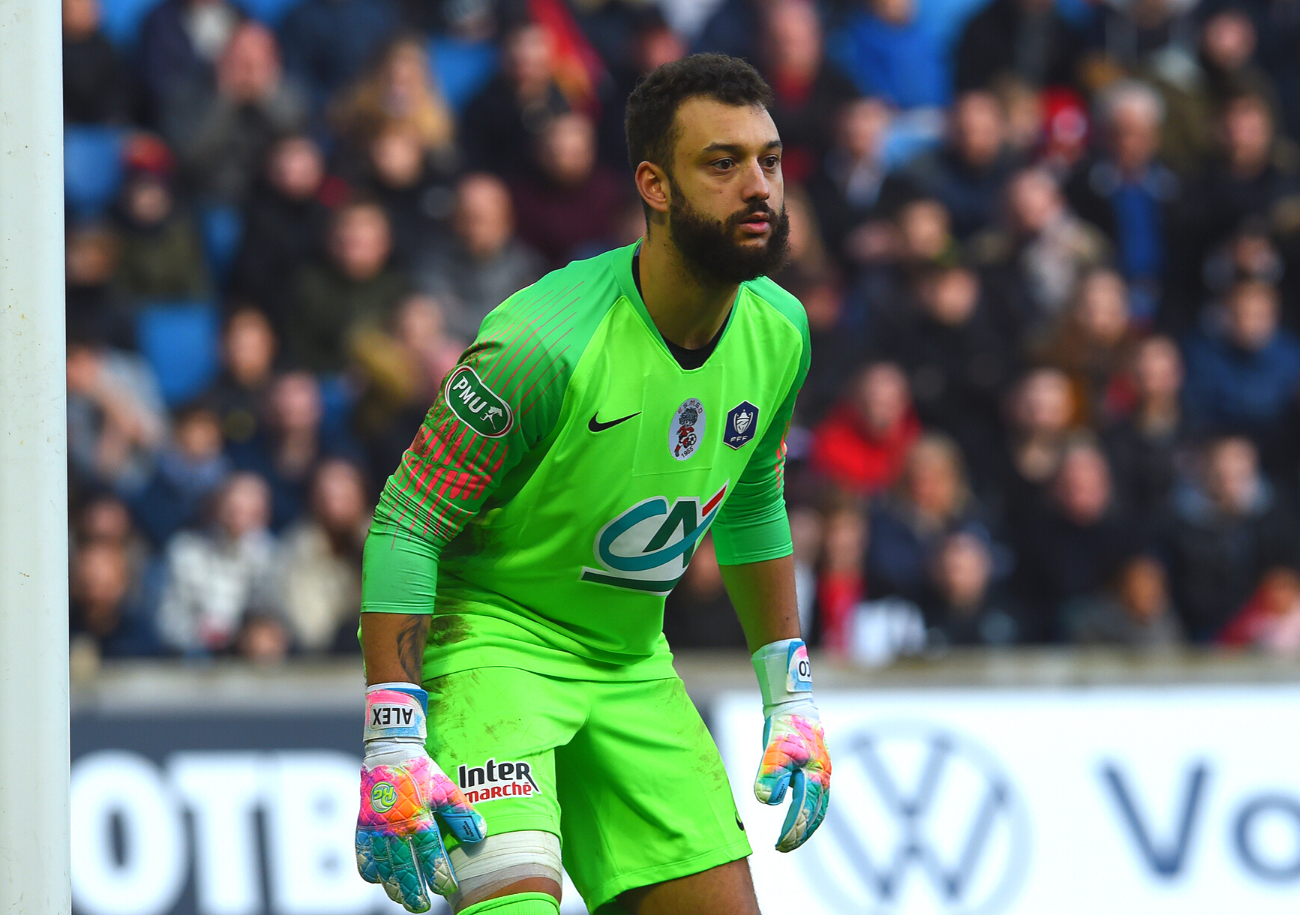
[424,666,753,914]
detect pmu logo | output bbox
[804,723,1031,915]
[580,481,728,592]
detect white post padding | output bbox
[0,0,72,911]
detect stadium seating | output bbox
[429,36,499,113]
[64,127,126,217]
[198,205,244,285]
[135,301,221,406]
[99,0,162,47]
[232,0,300,26]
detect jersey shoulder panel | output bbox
[741,274,811,375]
[466,248,626,442]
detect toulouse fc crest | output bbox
[723,401,760,449]
[670,398,706,461]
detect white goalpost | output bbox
[0,0,72,912]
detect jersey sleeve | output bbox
[712,313,811,567]
[362,304,572,614]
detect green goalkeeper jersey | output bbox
[362,241,810,682]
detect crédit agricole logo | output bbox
[581,481,728,592]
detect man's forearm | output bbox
[719,554,802,653]
[361,612,431,685]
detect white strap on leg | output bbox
[447,830,563,912]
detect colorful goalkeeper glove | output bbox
[752,638,832,852]
[356,683,487,912]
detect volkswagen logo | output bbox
[803,721,1031,914]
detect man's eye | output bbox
[713,158,735,170]
[764,156,781,169]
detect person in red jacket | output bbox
[810,360,922,495]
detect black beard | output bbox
[667,187,791,286]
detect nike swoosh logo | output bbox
[588,411,640,432]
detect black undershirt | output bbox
[633,252,726,371]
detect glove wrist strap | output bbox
[364,681,428,743]
[752,638,815,713]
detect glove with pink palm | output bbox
[356,684,486,912]
[752,639,832,852]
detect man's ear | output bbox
[635,161,671,218]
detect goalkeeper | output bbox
[356,53,831,915]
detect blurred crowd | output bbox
[64,0,1300,667]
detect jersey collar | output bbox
[612,240,741,371]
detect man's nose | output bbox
[740,160,771,202]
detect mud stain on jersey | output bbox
[427,613,470,648]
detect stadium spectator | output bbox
[1065,81,1183,325]
[227,371,337,530]
[662,536,747,649]
[1036,267,1140,426]
[70,540,160,659]
[229,134,333,326]
[757,1,858,184]
[75,492,154,586]
[156,471,281,654]
[461,22,570,177]
[796,259,862,425]
[972,167,1111,327]
[986,367,1076,526]
[952,0,1085,93]
[877,263,1018,471]
[203,306,278,448]
[1166,436,1299,640]
[1104,334,1191,534]
[65,222,132,349]
[349,294,463,478]
[919,531,1020,647]
[1195,9,1278,131]
[161,22,308,206]
[1063,554,1184,647]
[355,121,455,267]
[810,361,921,496]
[112,141,210,300]
[1202,221,1285,308]
[893,91,1021,239]
[816,496,870,652]
[805,96,894,270]
[1013,440,1138,641]
[1190,94,1300,262]
[138,0,241,120]
[789,506,824,636]
[62,0,132,124]
[867,433,999,601]
[511,111,629,266]
[417,172,547,342]
[829,0,949,110]
[285,200,409,372]
[278,0,400,115]
[1218,567,1300,654]
[601,9,686,171]
[233,608,293,661]
[66,339,168,494]
[129,403,230,547]
[845,196,961,332]
[331,36,457,165]
[1182,278,1300,447]
[279,459,369,653]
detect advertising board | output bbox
[714,685,1300,914]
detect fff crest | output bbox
[723,401,760,450]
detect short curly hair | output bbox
[624,53,774,173]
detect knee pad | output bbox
[449,829,563,912]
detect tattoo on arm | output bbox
[396,616,430,683]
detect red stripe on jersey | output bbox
[703,484,728,516]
